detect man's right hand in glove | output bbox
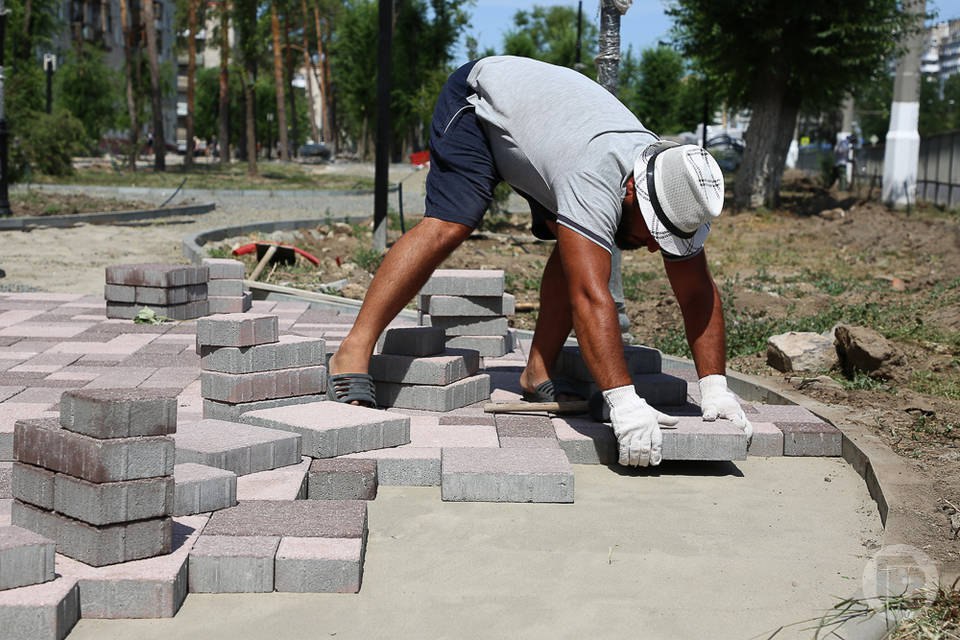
[603,386,679,467]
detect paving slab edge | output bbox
[0,202,216,230]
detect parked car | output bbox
[297,142,332,163]
[706,134,745,172]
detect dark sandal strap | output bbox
[328,373,376,407]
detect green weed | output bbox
[352,247,383,273]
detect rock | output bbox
[819,207,845,220]
[767,331,838,373]
[790,375,845,391]
[834,324,902,379]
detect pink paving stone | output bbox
[0,499,10,524]
[438,413,497,426]
[140,367,200,389]
[0,575,80,640]
[47,333,159,355]
[0,386,26,402]
[748,421,785,457]
[5,293,85,302]
[408,422,499,448]
[235,457,311,501]
[84,367,158,389]
[751,404,824,423]
[54,515,207,619]
[0,323,94,339]
[0,310,46,327]
[44,371,101,382]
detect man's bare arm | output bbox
[663,249,726,378]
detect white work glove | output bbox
[699,374,753,441]
[603,386,678,467]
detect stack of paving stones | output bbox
[418,269,515,357]
[371,326,490,411]
[104,263,209,320]
[197,313,328,421]
[201,258,252,314]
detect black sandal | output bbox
[521,378,583,403]
[328,372,377,408]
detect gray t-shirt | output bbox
[466,56,656,252]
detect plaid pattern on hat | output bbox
[633,141,724,258]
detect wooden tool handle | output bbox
[483,401,589,414]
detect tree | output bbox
[180,0,203,167]
[234,0,259,174]
[620,46,685,134]
[668,0,911,209]
[55,45,122,150]
[119,0,143,169]
[217,0,232,165]
[142,0,167,170]
[270,0,290,160]
[502,5,597,78]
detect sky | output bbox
[454,0,960,66]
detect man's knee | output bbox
[418,216,475,250]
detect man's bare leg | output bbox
[519,243,576,397]
[329,217,473,376]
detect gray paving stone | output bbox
[11,462,55,510]
[375,374,491,411]
[174,418,302,476]
[202,258,246,280]
[11,501,172,567]
[421,293,515,317]
[438,414,496,426]
[444,334,510,357]
[207,292,253,314]
[494,414,557,439]
[53,475,174,527]
[0,462,9,498]
[240,401,410,459]
[235,459,309,501]
[378,326,445,357]
[14,419,175,483]
[498,437,561,449]
[203,500,367,538]
[188,535,279,593]
[58,388,177,439]
[206,279,245,297]
[199,335,326,374]
[750,404,823,423]
[200,365,326,403]
[780,422,843,456]
[0,525,55,590]
[748,422,785,457]
[105,300,209,321]
[105,263,208,288]
[441,447,574,503]
[307,458,377,500]
[173,463,237,515]
[195,313,279,348]
[202,393,327,422]
[55,515,206,618]
[554,345,662,382]
[342,447,441,486]
[104,283,208,306]
[420,269,504,296]
[368,349,480,385]
[0,575,79,640]
[427,316,509,337]
[274,537,364,593]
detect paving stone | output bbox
[438,413,496,426]
[55,515,206,618]
[202,258,246,280]
[173,463,237,515]
[0,499,10,525]
[14,419,175,483]
[188,535,279,593]
[444,334,510,357]
[494,414,557,439]
[105,300,209,321]
[104,283,208,306]
[274,537,364,593]
[498,437,561,449]
[408,422,499,448]
[195,314,279,348]
[747,421,785,457]
[377,326,446,356]
[750,404,823,423]
[53,474,174,527]
[555,345,662,382]
[199,335,326,374]
[200,365,327,403]
[0,574,79,640]
[235,460,309,501]
[203,500,367,539]
[0,525,55,590]
[174,418,302,476]
[206,279,245,297]
[780,422,843,456]
[202,393,327,423]
[207,294,253,315]
[421,293,515,317]
[11,501,172,567]
[420,269,504,296]
[105,264,208,288]
[368,349,480,385]
[342,447,441,486]
[426,316,509,337]
[58,388,177,439]
[240,401,410,459]
[11,462,55,510]
[441,447,574,503]
[307,458,378,500]
[0,462,10,498]
[375,374,491,411]
[3,387,65,405]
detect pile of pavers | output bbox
[370,326,491,410]
[202,258,252,314]
[104,263,209,320]
[197,313,328,421]
[418,269,515,357]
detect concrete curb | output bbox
[13,183,391,200]
[0,202,216,230]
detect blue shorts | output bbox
[425,60,557,239]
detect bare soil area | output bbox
[8,190,151,217]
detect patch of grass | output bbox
[910,369,960,401]
[842,371,890,392]
[622,269,658,300]
[205,246,234,259]
[803,268,851,296]
[352,247,383,273]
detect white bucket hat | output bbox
[632,140,725,257]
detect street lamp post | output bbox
[0,0,12,217]
[43,54,56,115]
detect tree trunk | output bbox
[733,74,800,209]
[283,11,299,154]
[119,0,139,170]
[185,0,198,169]
[271,3,289,161]
[300,0,319,143]
[314,5,334,149]
[243,68,257,176]
[218,0,231,166]
[142,0,165,170]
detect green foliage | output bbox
[55,46,122,150]
[501,5,598,77]
[620,46,685,134]
[10,111,88,179]
[622,269,657,300]
[917,73,960,137]
[352,247,383,273]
